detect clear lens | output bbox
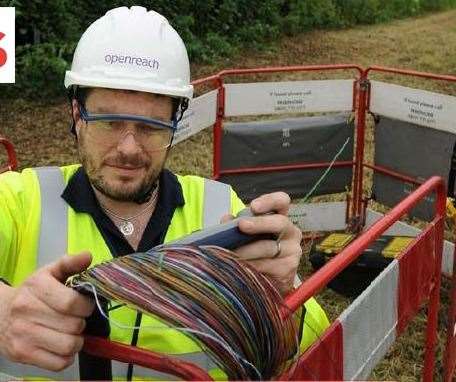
[86,120,173,150]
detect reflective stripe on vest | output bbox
[33,170,231,268]
[0,372,17,382]
[1,168,231,380]
[35,166,68,268]
[203,178,231,227]
[0,356,80,380]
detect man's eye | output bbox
[108,121,125,130]
[138,123,161,134]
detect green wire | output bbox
[302,137,351,202]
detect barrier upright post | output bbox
[423,185,445,381]
[351,75,368,229]
[444,251,456,381]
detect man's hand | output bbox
[0,252,95,371]
[223,192,302,295]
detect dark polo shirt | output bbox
[62,166,185,256]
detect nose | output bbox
[116,130,142,156]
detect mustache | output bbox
[104,153,150,168]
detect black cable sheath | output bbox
[127,313,143,381]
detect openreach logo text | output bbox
[104,53,159,70]
[0,7,15,83]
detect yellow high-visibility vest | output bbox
[0,164,329,380]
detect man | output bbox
[0,6,329,380]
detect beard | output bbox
[78,132,165,203]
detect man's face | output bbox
[73,88,173,202]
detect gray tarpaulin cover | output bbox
[373,117,456,221]
[219,113,354,202]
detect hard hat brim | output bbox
[65,71,193,100]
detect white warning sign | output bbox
[224,79,354,117]
[370,80,456,134]
[173,89,218,145]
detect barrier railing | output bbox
[362,66,456,212]
[363,67,456,380]
[216,65,364,223]
[283,176,445,381]
[182,65,456,234]
[184,65,364,224]
[444,255,456,382]
[180,65,455,268]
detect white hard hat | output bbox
[64,6,193,100]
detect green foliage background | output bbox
[1,0,456,99]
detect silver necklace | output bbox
[101,185,159,236]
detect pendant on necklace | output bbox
[120,221,134,236]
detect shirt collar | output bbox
[62,166,185,254]
[62,166,184,214]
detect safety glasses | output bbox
[78,103,176,150]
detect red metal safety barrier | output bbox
[362,66,456,214]
[444,252,456,382]
[364,66,456,381]
[362,65,456,191]
[193,65,365,225]
[190,65,456,273]
[0,136,17,173]
[81,176,445,381]
[0,64,449,380]
[283,176,445,381]
[83,336,212,381]
[352,74,369,225]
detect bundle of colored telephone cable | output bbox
[70,244,299,380]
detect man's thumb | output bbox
[220,213,234,224]
[48,252,92,282]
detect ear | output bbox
[72,99,82,137]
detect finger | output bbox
[249,256,300,275]
[28,324,84,357]
[234,239,279,260]
[238,214,292,237]
[247,236,302,277]
[47,252,92,282]
[247,255,300,294]
[40,315,87,336]
[250,192,291,216]
[31,274,95,318]
[220,213,234,224]
[33,309,87,335]
[16,295,87,335]
[19,347,75,372]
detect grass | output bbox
[1,8,456,382]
